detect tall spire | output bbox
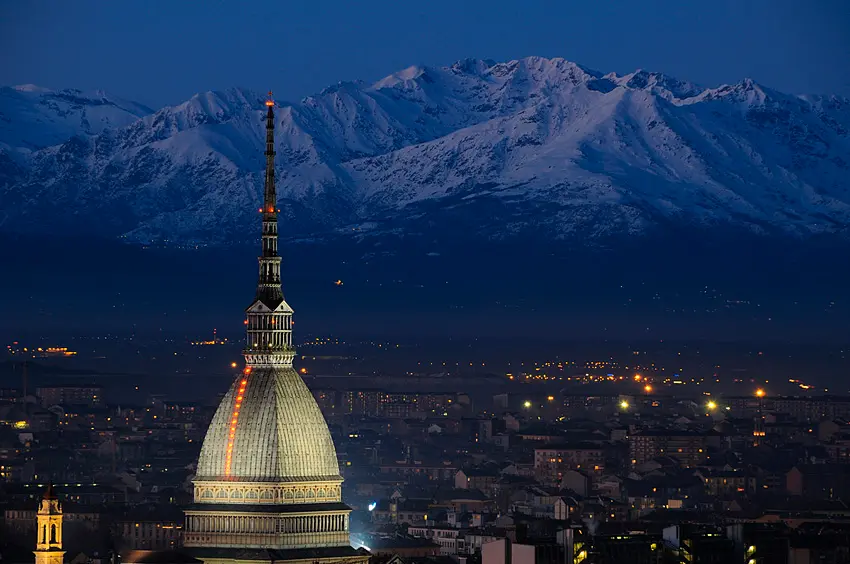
[255,91,283,306]
[244,91,294,369]
[263,91,276,218]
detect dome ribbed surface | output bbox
[196,367,340,481]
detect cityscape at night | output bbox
[2,1,850,563]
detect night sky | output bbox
[1,0,849,108]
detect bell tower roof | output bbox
[43,483,57,500]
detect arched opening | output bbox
[50,523,57,543]
[42,524,47,544]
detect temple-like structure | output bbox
[183,93,367,564]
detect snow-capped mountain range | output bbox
[0,85,153,152]
[1,57,849,245]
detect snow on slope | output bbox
[1,58,849,244]
[347,60,850,235]
[0,85,153,154]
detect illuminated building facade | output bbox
[629,431,711,467]
[534,445,605,484]
[183,93,367,564]
[36,385,103,407]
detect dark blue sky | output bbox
[2,0,849,108]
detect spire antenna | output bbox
[242,86,294,370]
[250,87,284,313]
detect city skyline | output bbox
[2,3,850,559]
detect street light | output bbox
[706,400,717,411]
[523,400,532,408]
[619,400,629,410]
[644,384,653,394]
[755,389,765,398]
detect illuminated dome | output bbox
[196,366,340,482]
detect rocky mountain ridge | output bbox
[1,57,848,245]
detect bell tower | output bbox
[34,484,64,564]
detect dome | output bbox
[196,366,340,482]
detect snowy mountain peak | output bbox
[694,77,784,108]
[316,80,368,97]
[608,69,705,101]
[372,65,430,89]
[12,84,53,93]
[171,87,261,120]
[485,56,600,85]
[449,58,496,76]
[0,84,153,153]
